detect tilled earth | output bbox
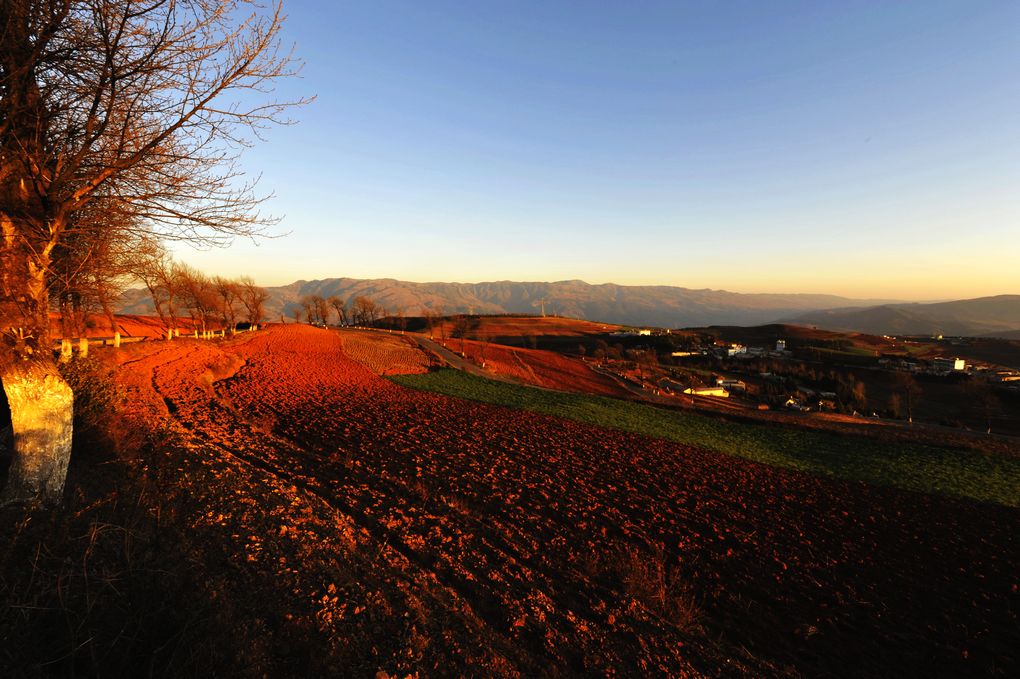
[111,324,1020,677]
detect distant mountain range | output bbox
[115,278,1020,336]
[115,277,898,328]
[785,295,1020,338]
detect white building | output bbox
[932,357,965,372]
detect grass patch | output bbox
[392,369,1020,507]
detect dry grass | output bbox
[0,428,226,677]
[614,544,701,631]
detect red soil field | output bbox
[451,337,632,397]
[338,329,439,375]
[106,325,1019,676]
[49,312,205,339]
[431,315,622,341]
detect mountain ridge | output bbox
[785,295,1020,337]
[116,276,902,328]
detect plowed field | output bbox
[338,329,439,375]
[450,338,631,397]
[110,325,1019,677]
[430,315,621,340]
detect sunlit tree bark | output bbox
[1,0,306,504]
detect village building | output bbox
[932,357,966,372]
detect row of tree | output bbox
[134,248,268,335]
[49,233,268,339]
[295,294,384,327]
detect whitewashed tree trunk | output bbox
[113,332,121,347]
[1,360,74,505]
[59,339,72,363]
[78,337,88,357]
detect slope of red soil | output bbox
[449,338,632,397]
[105,325,1018,676]
[432,315,622,341]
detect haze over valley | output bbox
[117,277,1020,336]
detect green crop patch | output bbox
[392,369,1020,507]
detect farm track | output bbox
[113,325,1019,677]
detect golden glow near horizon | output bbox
[174,234,1018,301]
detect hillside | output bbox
[787,295,1020,337]
[116,277,896,328]
[695,323,898,352]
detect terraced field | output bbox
[106,324,1019,676]
[337,329,439,375]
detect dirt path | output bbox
[110,325,1020,677]
[407,333,530,386]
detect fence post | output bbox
[113,332,121,348]
[77,337,89,358]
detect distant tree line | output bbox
[130,244,268,334]
[294,294,389,327]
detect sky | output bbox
[173,1,1020,300]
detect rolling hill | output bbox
[116,277,896,328]
[786,295,1020,337]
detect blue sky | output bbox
[175,1,1019,299]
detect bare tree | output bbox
[312,295,331,326]
[49,197,143,338]
[239,276,267,327]
[852,380,868,412]
[0,1,305,503]
[177,265,219,333]
[131,240,179,333]
[300,295,317,324]
[351,296,379,326]
[393,307,407,334]
[422,305,438,338]
[328,295,348,326]
[892,372,922,424]
[214,276,242,332]
[451,315,478,356]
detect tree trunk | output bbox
[1,224,74,505]
[1,359,73,505]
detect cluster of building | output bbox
[611,328,654,338]
[878,355,968,375]
[672,339,791,360]
[715,339,791,359]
